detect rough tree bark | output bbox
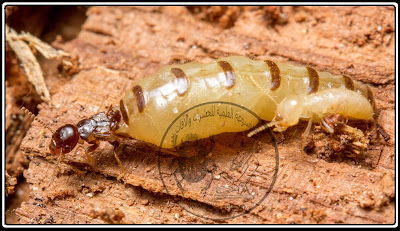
[6,6,395,224]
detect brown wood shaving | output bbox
[6,25,71,104]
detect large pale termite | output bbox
[26,56,384,179]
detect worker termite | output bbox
[24,56,387,180]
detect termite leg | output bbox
[85,140,99,169]
[48,151,65,187]
[301,118,313,154]
[369,109,390,142]
[376,123,390,142]
[320,114,357,136]
[321,118,335,134]
[320,114,347,134]
[110,140,126,181]
[321,117,335,134]
[302,117,314,138]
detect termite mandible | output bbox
[23,56,387,181]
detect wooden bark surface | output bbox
[6,6,395,224]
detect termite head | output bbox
[248,95,305,137]
[21,106,81,156]
[269,95,304,132]
[49,124,82,156]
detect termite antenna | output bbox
[106,104,113,115]
[21,106,54,133]
[20,106,65,189]
[247,121,280,137]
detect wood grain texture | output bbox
[7,6,394,224]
